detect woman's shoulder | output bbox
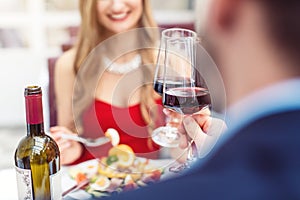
[55,48,77,74]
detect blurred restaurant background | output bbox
[0,0,201,168]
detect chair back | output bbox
[159,23,195,31]
[47,57,58,127]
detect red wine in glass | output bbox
[153,79,164,95]
[163,87,210,115]
[153,78,194,96]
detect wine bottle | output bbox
[14,86,61,200]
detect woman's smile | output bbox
[108,11,130,21]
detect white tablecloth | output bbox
[0,167,79,200]
[0,168,18,200]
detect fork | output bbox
[62,179,90,198]
[60,133,110,147]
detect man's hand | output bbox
[179,112,227,158]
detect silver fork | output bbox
[60,133,110,147]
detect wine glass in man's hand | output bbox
[152,28,211,172]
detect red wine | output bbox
[15,86,61,200]
[153,78,193,96]
[153,79,164,95]
[164,87,210,114]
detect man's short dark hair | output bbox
[259,1,300,70]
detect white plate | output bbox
[62,158,178,199]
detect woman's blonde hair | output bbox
[74,0,157,73]
[72,0,160,150]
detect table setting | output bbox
[3,126,180,200]
[0,156,179,200]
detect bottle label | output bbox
[50,170,62,200]
[15,167,62,200]
[15,167,33,200]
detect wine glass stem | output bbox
[169,141,198,173]
[186,141,197,163]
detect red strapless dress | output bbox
[69,98,164,165]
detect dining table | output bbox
[0,158,179,200]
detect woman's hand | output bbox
[49,126,83,165]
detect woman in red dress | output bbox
[50,0,164,165]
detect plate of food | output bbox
[63,144,176,199]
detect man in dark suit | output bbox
[93,0,300,199]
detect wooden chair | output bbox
[47,57,58,127]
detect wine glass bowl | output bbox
[164,87,210,115]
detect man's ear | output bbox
[207,0,241,33]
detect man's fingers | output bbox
[198,107,211,116]
[192,114,212,133]
[180,116,227,158]
[183,116,207,150]
[179,133,188,149]
[199,118,227,158]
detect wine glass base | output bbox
[169,163,189,173]
[169,142,198,173]
[151,126,180,148]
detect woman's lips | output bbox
[109,12,129,21]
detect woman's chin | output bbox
[108,25,137,35]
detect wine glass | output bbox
[151,29,184,148]
[155,28,210,172]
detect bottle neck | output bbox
[25,94,45,137]
[27,124,45,136]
